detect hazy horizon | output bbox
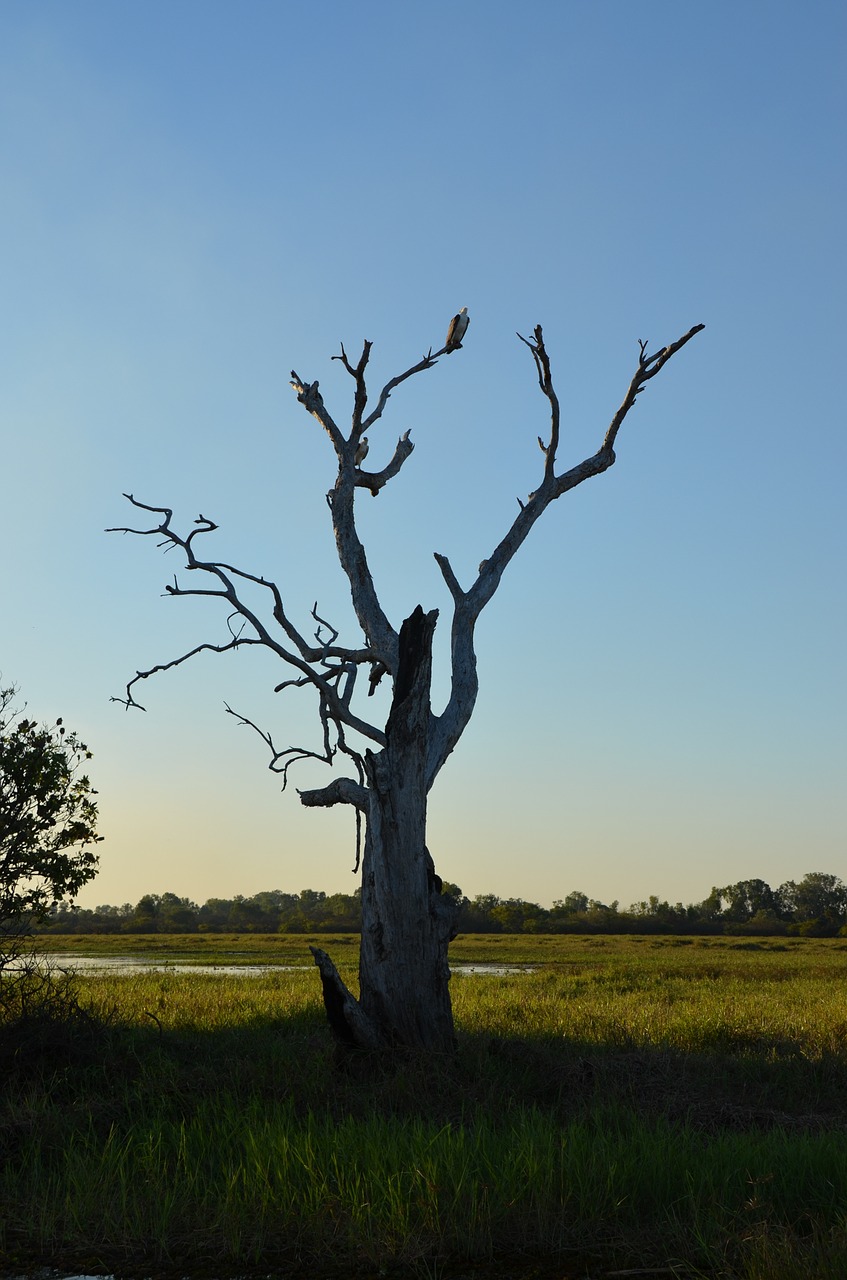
[64,869,846,917]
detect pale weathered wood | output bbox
[356,606,457,1052]
[111,315,702,1055]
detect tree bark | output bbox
[112,320,703,1058]
[311,606,458,1054]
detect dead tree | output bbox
[110,317,703,1054]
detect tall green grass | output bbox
[13,1097,847,1272]
[3,937,847,1277]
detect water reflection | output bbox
[454,963,535,976]
[14,953,533,978]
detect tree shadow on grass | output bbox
[3,967,846,1135]
[3,983,847,1280]
[464,1028,847,1136]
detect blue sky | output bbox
[1,1,844,911]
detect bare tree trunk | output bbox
[112,319,703,1057]
[360,606,457,1051]
[312,606,458,1054]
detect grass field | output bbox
[3,934,847,1278]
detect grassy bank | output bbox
[2,937,847,1277]
[30,926,847,965]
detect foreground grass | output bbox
[3,937,847,1278]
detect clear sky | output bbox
[1,1,844,912]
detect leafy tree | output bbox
[158,892,199,932]
[712,878,781,923]
[627,895,689,931]
[489,898,546,933]
[697,887,725,922]
[128,894,161,932]
[319,891,362,932]
[197,896,241,931]
[461,894,505,933]
[0,686,100,962]
[780,873,847,929]
[557,891,590,915]
[225,895,270,932]
[111,315,702,1053]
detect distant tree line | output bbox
[36,872,847,938]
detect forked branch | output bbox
[112,317,702,825]
[516,325,561,482]
[290,321,470,672]
[603,324,705,454]
[428,322,704,784]
[107,495,387,769]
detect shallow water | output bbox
[453,962,536,975]
[8,953,308,977]
[15,953,533,978]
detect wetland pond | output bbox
[19,953,534,977]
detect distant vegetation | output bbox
[0,682,100,1015]
[37,871,847,937]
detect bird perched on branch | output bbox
[445,307,469,352]
[354,436,369,465]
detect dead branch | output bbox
[354,429,415,496]
[110,637,263,711]
[360,343,451,433]
[107,495,387,757]
[428,322,705,785]
[516,325,560,481]
[288,373,345,456]
[310,946,384,1049]
[112,317,701,826]
[224,702,362,791]
[603,324,705,454]
[291,322,469,671]
[298,776,369,811]
[331,340,371,435]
